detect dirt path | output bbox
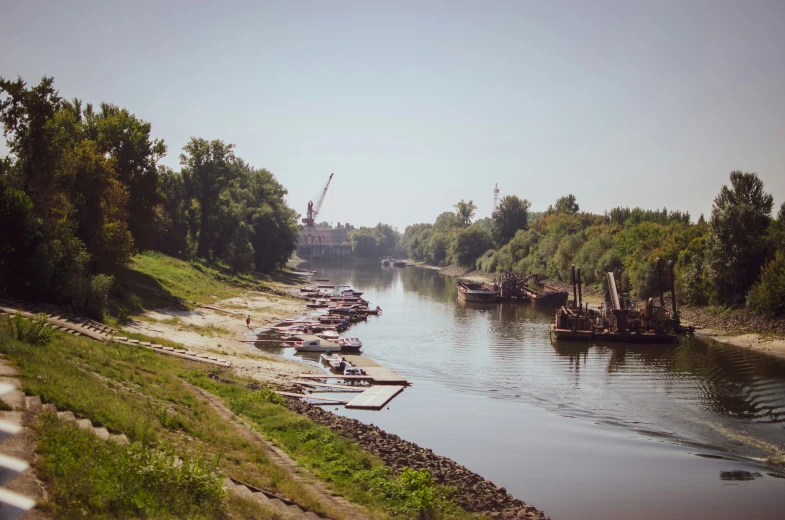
[185,382,368,520]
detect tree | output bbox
[491,195,531,246]
[706,171,773,305]
[84,103,166,250]
[180,138,236,257]
[549,194,580,215]
[747,250,785,316]
[450,225,493,266]
[453,200,477,225]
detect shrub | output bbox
[747,250,785,316]
[361,467,459,520]
[11,313,55,345]
[87,273,114,318]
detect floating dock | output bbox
[345,386,403,409]
[341,355,410,385]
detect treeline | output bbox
[0,77,298,315]
[402,174,785,316]
[349,223,399,258]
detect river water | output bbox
[281,263,785,520]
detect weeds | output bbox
[34,414,225,519]
[11,313,55,345]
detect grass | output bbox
[34,415,225,519]
[0,311,477,520]
[107,250,306,326]
[0,318,328,518]
[182,370,473,520]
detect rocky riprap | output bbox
[284,398,549,520]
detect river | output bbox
[281,263,785,520]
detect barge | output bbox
[457,282,498,303]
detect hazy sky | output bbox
[2,0,784,230]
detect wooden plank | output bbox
[291,381,366,392]
[276,391,350,403]
[297,374,373,380]
[346,386,403,410]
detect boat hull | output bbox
[549,326,595,341]
[457,283,498,303]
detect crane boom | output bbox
[312,173,334,220]
[302,173,334,227]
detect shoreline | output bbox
[222,269,550,518]
[405,261,785,363]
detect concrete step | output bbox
[109,433,129,445]
[24,396,42,414]
[42,403,57,414]
[93,427,110,441]
[75,418,94,433]
[56,411,76,423]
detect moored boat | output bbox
[457,282,498,303]
[294,337,341,352]
[338,337,363,352]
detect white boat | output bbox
[317,330,340,340]
[320,353,345,370]
[294,338,341,352]
[338,337,363,352]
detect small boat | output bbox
[314,278,329,282]
[328,308,357,316]
[381,258,390,266]
[392,260,406,267]
[344,367,365,376]
[317,330,340,341]
[300,286,316,292]
[294,338,341,352]
[320,353,345,371]
[306,302,329,308]
[338,337,363,352]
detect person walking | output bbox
[246,315,251,329]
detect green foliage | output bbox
[449,225,493,267]
[350,223,399,258]
[491,195,530,246]
[706,171,773,305]
[548,194,580,215]
[35,415,225,519]
[11,313,55,345]
[747,250,785,316]
[453,200,477,226]
[361,467,460,519]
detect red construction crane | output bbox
[301,173,334,244]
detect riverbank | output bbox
[107,255,550,517]
[406,261,785,361]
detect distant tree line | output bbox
[0,76,298,315]
[402,174,785,316]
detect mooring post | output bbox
[571,265,577,308]
[669,260,677,315]
[578,267,583,310]
[656,257,664,306]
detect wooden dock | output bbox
[345,386,403,410]
[341,355,409,385]
[291,380,366,392]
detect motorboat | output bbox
[338,337,363,352]
[317,330,340,341]
[344,367,365,376]
[320,353,345,371]
[294,338,341,352]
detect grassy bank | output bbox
[109,251,305,321]
[0,317,477,519]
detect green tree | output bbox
[491,195,531,246]
[549,194,580,214]
[180,138,237,257]
[453,199,477,225]
[84,103,166,250]
[748,250,785,316]
[450,225,493,266]
[706,171,773,305]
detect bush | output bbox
[748,250,785,316]
[361,467,459,520]
[87,273,114,319]
[35,415,225,519]
[11,313,55,346]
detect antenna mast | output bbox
[492,183,500,211]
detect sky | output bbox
[1,0,784,231]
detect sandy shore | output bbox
[123,285,321,385]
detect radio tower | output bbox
[492,183,500,211]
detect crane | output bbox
[301,173,334,244]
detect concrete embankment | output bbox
[285,398,548,520]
